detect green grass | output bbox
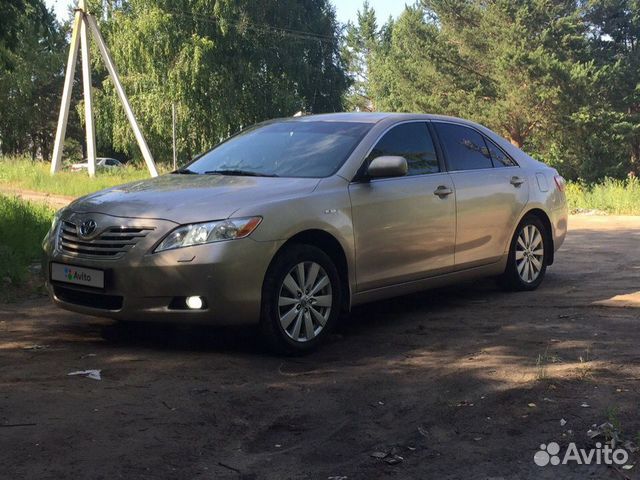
[0,194,54,285]
[0,156,154,197]
[566,177,640,215]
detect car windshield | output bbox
[185,120,372,178]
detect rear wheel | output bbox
[260,244,341,355]
[499,215,548,291]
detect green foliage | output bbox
[341,0,381,111]
[4,0,640,184]
[0,0,67,160]
[0,156,151,197]
[349,0,640,181]
[566,177,640,214]
[0,194,53,284]
[90,0,349,164]
[368,2,585,149]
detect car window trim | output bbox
[351,120,445,183]
[429,120,520,172]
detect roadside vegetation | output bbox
[0,156,153,197]
[566,178,640,215]
[0,194,54,299]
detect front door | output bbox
[348,122,456,292]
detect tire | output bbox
[260,244,342,355]
[499,215,549,291]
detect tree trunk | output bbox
[509,138,523,148]
[504,125,524,149]
[630,137,640,176]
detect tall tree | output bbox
[370,1,587,151]
[583,0,640,177]
[341,1,381,111]
[90,0,349,164]
[0,1,67,160]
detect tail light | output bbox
[554,175,566,192]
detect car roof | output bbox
[288,112,476,125]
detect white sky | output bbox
[44,0,405,25]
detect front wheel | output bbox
[260,244,341,355]
[499,215,548,291]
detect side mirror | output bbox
[366,156,408,178]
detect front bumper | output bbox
[44,212,280,325]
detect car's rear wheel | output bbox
[260,244,341,355]
[499,215,548,291]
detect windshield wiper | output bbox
[173,168,199,175]
[203,169,279,177]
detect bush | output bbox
[566,177,640,215]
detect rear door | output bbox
[433,122,529,268]
[348,122,456,291]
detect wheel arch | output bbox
[269,229,351,311]
[517,208,555,265]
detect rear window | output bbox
[486,139,518,167]
[434,123,493,171]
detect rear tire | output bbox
[499,215,548,291]
[260,244,341,355]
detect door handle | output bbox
[433,185,453,198]
[510,176,525,187]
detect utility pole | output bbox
[79,0,96,177]
[50,0,158,178]
[172,102,177,171]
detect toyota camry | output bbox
[43,113,568,354]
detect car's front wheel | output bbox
[499,215,548,291]
[260,244,341,355]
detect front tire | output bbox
[260,244,342,355]
[499,215,548,291]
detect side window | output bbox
[485,138,518,167]
[365,122,439,176]
[434,123,493,171]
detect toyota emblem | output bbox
[79,219,97,238]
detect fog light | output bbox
[186,296,204,310]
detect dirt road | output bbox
[1,215,639,479]
[0,187,74,209]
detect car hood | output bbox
[67,174,321,224]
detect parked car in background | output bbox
[43,113,568,354]
[70,157,123,172]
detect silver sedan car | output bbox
[43,113,568,353]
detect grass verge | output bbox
[0,156,154,197]
[0,195,54,300]
[566,177,640,215]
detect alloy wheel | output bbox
[516,224,544,283]
[278,261,332,342]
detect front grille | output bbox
[53,285,123,310]
[58,220,154,258]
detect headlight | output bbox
[154,216,262,252]
[51,209,63,230]
[43,209,63,248]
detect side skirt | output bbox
[350,256,508,307]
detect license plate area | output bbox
[50,263,105,289]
